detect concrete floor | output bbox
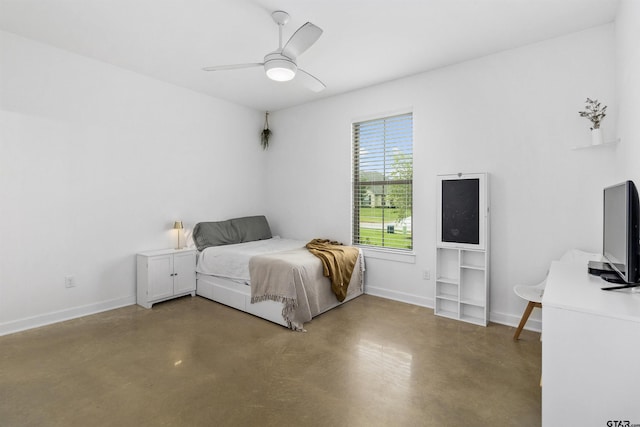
[0,295,541,426]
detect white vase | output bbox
[591,128,604,146]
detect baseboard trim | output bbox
[490,310,542,333]
[365,286,542,333]
[0,296,136,337]
[0,291,543,336]
[365,286,433,308]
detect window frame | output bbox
[352,111,414,253]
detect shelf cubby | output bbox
[435,247,489,326]
[434,173,489,326]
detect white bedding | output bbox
[196,236,307,282]
[196,236,365,330]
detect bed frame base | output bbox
[196,274,363,328]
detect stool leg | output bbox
[513,301,539,340]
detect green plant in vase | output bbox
[578,98,607,130]
[578,98,607,145]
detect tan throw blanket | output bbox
[249,247,364,331]
[305,239,360,302]
[249,249,302,328]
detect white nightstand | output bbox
[136,248,197,308]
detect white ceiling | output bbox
[0,0,619,112]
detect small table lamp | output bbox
[173,221,184,249]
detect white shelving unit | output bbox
[435,247,489,326]
[434,173,490,326]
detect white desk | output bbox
[542,261,640,426]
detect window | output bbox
[353,112,413,250]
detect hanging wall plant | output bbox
[261,111,272,150]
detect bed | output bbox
[192,215,365,330]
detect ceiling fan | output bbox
[202,10,325,92]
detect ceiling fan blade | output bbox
[202,63,263,71]
[281,22,323,59]
[297,68,326,92]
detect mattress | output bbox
[196,236,306,282]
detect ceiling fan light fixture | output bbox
[265,58,297,81]
[203,10,324,91]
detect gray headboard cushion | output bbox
[231,215,272,242]
[192,215,272,251]
[192,220,240,251]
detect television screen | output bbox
[603,183,627,276]
[603,180,640,284]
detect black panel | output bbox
[441,179,480,245]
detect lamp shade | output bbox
[173,221,184,230]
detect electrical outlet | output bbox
[422,270,430,280]
[65,275,77,288]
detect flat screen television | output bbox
[602,180,640,289]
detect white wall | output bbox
[0,31,266,334]
[616,1,640,185]
[1,19,628,336]
[265,25,619,329]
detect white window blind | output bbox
[353,113,413,250]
